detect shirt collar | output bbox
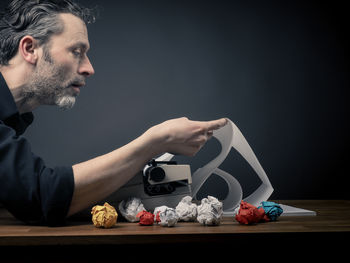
[0,72,18,120]
[0,72,34,135]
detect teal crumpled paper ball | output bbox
[258,201,283,221]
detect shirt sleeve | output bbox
[0,121,74,226]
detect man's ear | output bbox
[18,35,39,65]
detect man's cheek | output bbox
[56,63,75,83]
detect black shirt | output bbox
[0,73,74,226]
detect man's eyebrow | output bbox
[71,41,90,51]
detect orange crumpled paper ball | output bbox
[91,202,118,228]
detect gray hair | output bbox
[0,0,96,66]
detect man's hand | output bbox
[146,117,228,156]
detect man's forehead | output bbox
[53,13,90,49]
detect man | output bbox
[0,0,227,226]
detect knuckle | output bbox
[196,126,206,135]
[199,136,207,144]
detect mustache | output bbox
[70,78,86,87]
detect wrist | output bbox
[140,126,167,159]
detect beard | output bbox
[23,45,83,110]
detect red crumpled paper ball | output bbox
[136,210,154,225]
[235,201,269,225]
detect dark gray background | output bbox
[18,0,349,199]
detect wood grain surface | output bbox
[1,200,349,246]
[0,200,349,262]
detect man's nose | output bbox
[79,56,95,77]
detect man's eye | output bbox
[73,49,82,57]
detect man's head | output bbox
[0,0,95,110]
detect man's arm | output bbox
[67,117,227,216]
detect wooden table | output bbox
[1,200,349,262]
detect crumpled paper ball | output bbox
[153,206,168,221]
[197,196,223,226]
[91,202,118,228]
[136,210,154,225]
[258,201,283,221]
[118,197,145,222]
[175,196,197,222]
[154,206,178,227]
[235,201,268,225]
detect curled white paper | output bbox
[192,118,273,216]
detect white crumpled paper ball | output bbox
[197,196,223,226]
[154,206,179,227]
[118,197,145,222]
[175,196,197,221]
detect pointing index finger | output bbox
[205,118,228,131]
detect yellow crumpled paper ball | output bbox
[91,202,118,228]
